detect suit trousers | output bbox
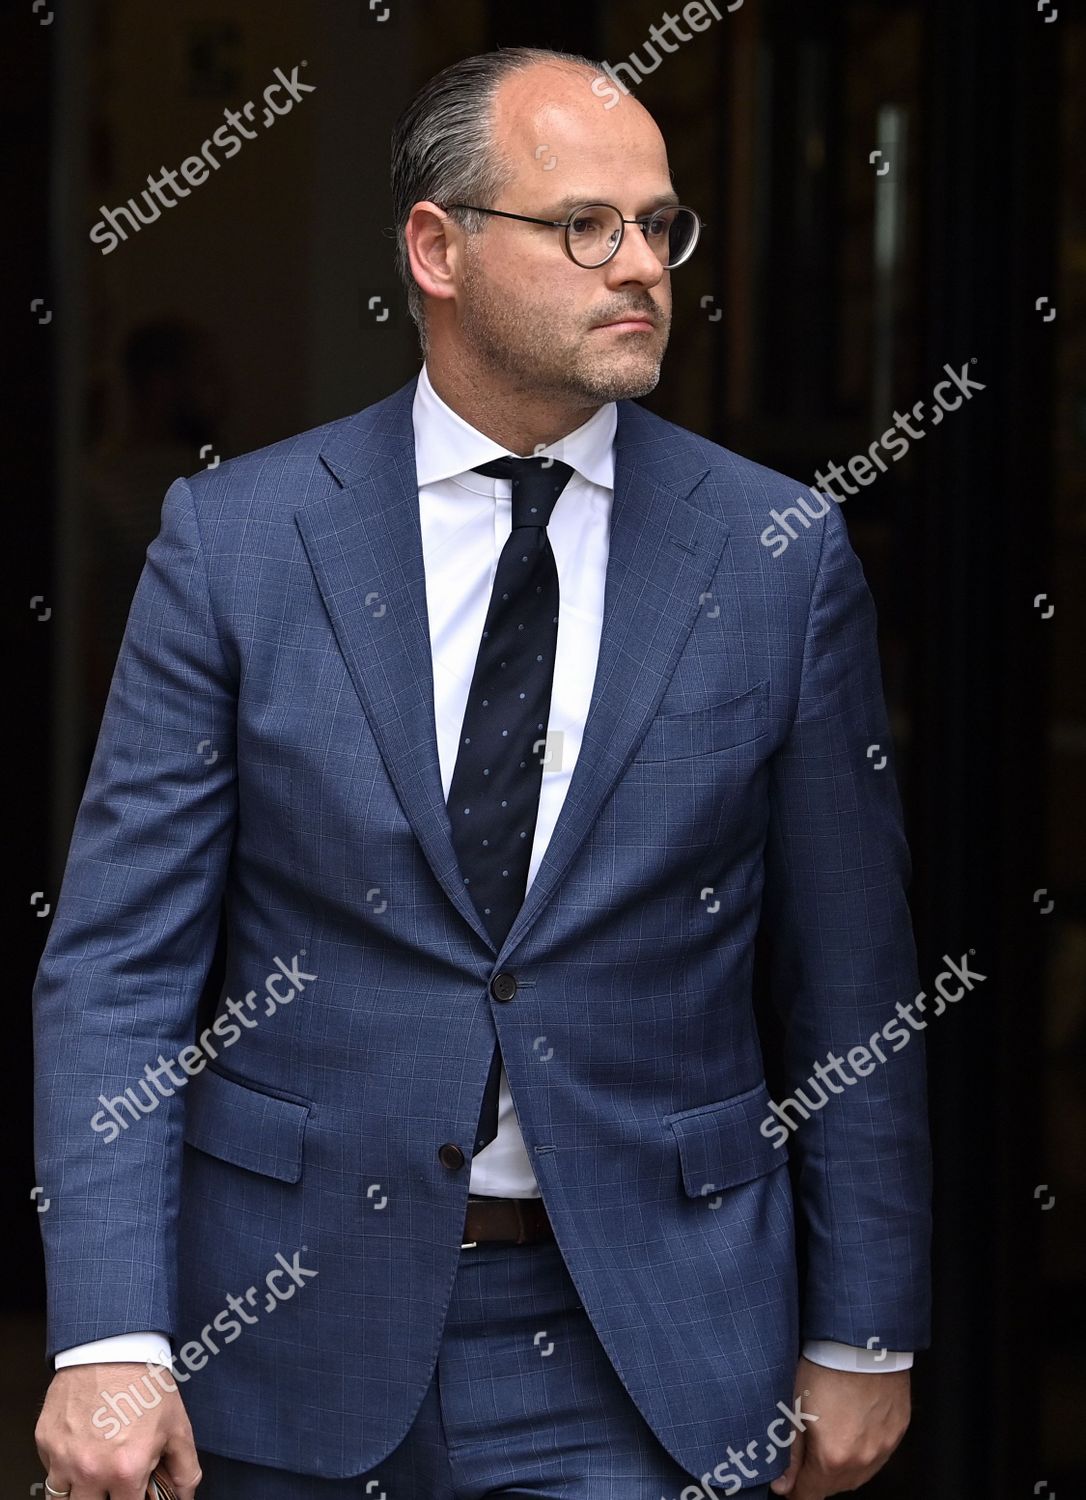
[194,1234,772,1499]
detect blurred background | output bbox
[6,0,1084,1494]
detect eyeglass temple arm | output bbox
[439,202,706,232]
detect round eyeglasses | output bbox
[437,201,704,270]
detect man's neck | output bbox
[424,357,600,457]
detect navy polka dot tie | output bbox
[448,453,575,1154]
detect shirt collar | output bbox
[413,360,617,493]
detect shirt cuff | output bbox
[802,1339,914,1373]
[54,1332,173,1370]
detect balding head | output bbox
[487,58,670,210]
[392,46,687,446]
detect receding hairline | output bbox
[489,53,657,116]
[484,57,667,196]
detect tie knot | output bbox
[472,454,576,530]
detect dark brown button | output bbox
[438,1142,465,1170]
[490,972,517,1003]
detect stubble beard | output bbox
[458,256,669,405]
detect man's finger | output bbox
[64,1477,109,1500]
[156,1434,204,1500]
[769,1428,804,1494]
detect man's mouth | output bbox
[593,315,656,332]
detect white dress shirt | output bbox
[55,362,910,1373]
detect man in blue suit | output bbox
[33,44,931,1500]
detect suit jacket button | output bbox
[490,972,517,1003]
[438,1142,465,1170]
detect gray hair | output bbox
[390,46,605,351]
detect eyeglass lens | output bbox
[566,205,698,268]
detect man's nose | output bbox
[602,223,666,289]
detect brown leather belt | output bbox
[461,1194,554,1247]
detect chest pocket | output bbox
[633,679,768,762]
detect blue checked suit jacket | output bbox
[33,372,932,1482]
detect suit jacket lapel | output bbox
[295,375,731,962]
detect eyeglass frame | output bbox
[433,200,705,269]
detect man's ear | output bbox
[406,201,459,305]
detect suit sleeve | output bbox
[32,475,237,1362]
[762,498,932,1353]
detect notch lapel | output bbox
[295,379,731,960]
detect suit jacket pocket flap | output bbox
[663,1081,788,1197]
[182,1066,310,1183]
[635,679,768,761]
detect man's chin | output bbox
[590,367,662,401]
[574,353,664,402]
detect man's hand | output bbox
[35,1363,201,1500]
[769,1356,910,1499]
